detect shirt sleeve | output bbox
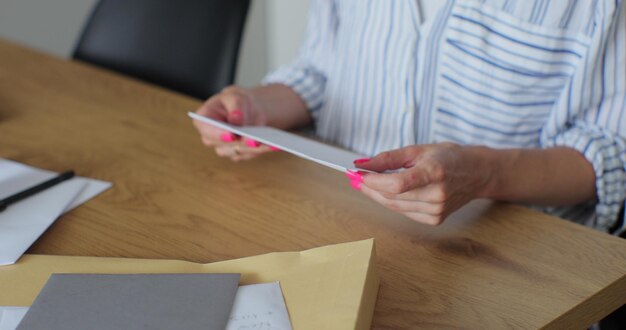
[262,0,337,116]
[541,2,626,234]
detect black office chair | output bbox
[73,0,250,100]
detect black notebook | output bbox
[16,273,241,330]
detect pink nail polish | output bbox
[220,132,235,142]
[350,180,362,191]
[229,109,243,121]
[270,146,281,151]
[345,170,364,183]
[353,158,371,164]
[245,138,261,148]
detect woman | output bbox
[193,0,626,235]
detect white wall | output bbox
[235,0,269,87]
[0,0,97,57]
[0,0,310,90]
[265,0,310,72]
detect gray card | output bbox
[16,273,241,330]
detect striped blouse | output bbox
[263,0,626,234]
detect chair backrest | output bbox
[73,0,250,99]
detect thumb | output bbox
[355,146,420,172]
[220,93,250,126]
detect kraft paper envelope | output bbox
[0,239,378,330]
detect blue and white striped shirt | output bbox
[263,0,626,234]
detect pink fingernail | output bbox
[345,170,364,183]
[229,109,243,122]
[270,146,281,151]
[220,132,236,142]
[353,158,371,164]
[350,180,362,191]
[245,138,261,148]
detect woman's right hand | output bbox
[192,86,276,161]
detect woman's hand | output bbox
[349,143,596,226]
[192,86,275,162]
[350,143,493,226]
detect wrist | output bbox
[464,146,513,200]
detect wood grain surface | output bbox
[0,38,624,329]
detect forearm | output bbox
[250,84,311,130]
[476,146,596,206]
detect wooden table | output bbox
[1,38,625,329]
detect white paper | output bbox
[189,112,371,173]
[227,282,292,330]
[0,159,112,266]
[0,307,27,330]
[0,159,112,214]
[1,283,292,330]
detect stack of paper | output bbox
[0,159,111,265]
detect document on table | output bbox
[0,307,27,330]
[1,281,292,330]
[189,112,371,173]
[227,282,292,330]
[0,159,112,266]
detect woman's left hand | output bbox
[349,143,493,226]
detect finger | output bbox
[215,143,273,159]
[360,185,445,215]
[355,146,422,172]
[215,144,233,158]
[194,120,238,143]
[240,144,274,155]
[362,165,433,194]
[242,137,283,152]
[378,184,448,203]
[193,98,236,143]
[243,137,261,148]
[401,212,446,226]
[196,87,250,125]
[219,93,249,125]
[195,96,228,120]
[231,149,270,161]
[229,147,273,161]
[201,133,241,148]
[201,136,217,147]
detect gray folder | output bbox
[16,273,241,330]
